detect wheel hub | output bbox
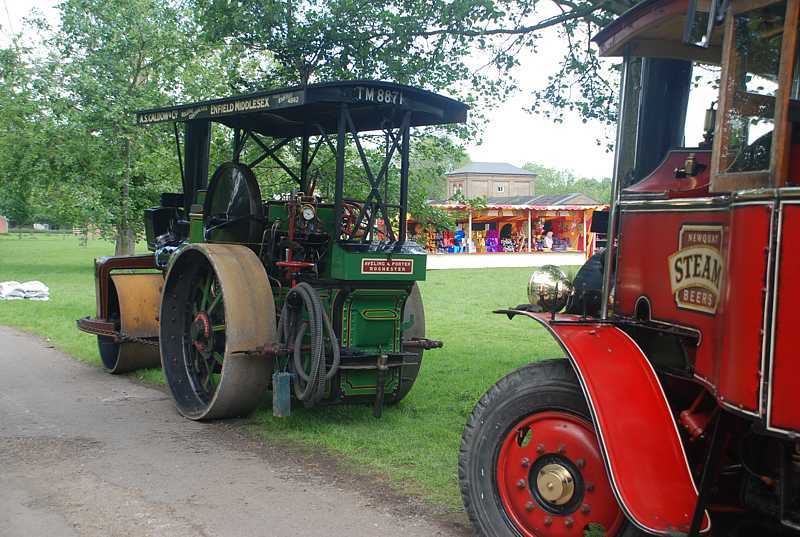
[495,411,624,537]
[191,312,211,352]
[536,463,575,506]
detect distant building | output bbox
[446,162,536,199]
[0,216,7,234]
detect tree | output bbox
[524,162,611,203]
[192,0,634,129]
[0,45,47,226]
[0,0,632,246]
[43,0,201,254]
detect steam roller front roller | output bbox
[98,273,163,374]
[159,243,276,420]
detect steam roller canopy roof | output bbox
[135,80,468,137]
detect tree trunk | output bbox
[114,136,135,256]
[114,223,136,256]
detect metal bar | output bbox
[601,56,632,320]
[348,135,400,242]
[384,130,390,207]
[300,132,310,193]
[373,354,388,418]
[305,137,325,197]
[337,363,404,370]
[681,0,701,45]
[308,137,323,171]
[343,120,378,240]
[344,114,400,242]
[234,130,250,163]
[173,122,185,190]
[398,111,411,243]
[687,411,727,536]
[313,123,338,156]
[335,104,347,239]
[248,136,296,181]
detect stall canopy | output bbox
[430,193,606,211]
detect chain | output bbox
[119,334,160,347]
[90,326,159,347]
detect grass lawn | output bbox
[0,233,575,509]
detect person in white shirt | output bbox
[543,230,554,250]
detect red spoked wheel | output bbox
[459,360,643,537]
[496,412,624,537]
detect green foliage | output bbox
[524,161,612,203]
[0,46,51,225]
[46,0,198,251]
[0,1,248,250]
[191,0,626,129]
[0,0,626,245]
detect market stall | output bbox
[411,193,607,260]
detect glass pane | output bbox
[685,64,721,147]
[721,2,785,173]
[685,10,713,47]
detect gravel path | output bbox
[0,326,468,537]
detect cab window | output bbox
[711,0,799,190]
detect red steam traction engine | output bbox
[459,0,800,535]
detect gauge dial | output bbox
[301,205,315,221]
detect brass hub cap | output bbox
[536,463,575,506]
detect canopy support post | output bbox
[334,103,347,238]
[233,128,241,163]
[399,111,411,243]
[582,210,588,258]
[468,210,473,253]
[300,130,310,193]
[527,209,532,253]
[173,122,185,189]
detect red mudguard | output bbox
[517,311,711,535]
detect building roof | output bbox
[430,192,602,210]
[446,162,535,177]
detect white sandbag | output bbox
[0,281,50,301]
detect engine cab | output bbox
[459,1,800,536]
[597,0,800,530]
[598,0,800,435]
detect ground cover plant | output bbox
[0,233,577,508]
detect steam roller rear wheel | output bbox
[160,244,276,420]
[387,282,425,404]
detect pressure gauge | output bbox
[301,205,316,221]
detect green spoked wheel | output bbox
[185,271,226,399]
[160,243,276,420]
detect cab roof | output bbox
[593,0,723,62]
[136,80,468,137]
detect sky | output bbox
[2,0,618,178]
